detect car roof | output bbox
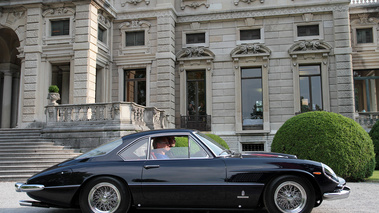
[121,129,197,141]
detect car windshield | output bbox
[76,138,123,159]
[194,133,230,157]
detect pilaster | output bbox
[155,13,176,128]
[333,8,355,119]
[72,2,98,104]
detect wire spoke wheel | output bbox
[88,182,121,213]
[80,177,131,213]
[274,181,307,213]
[264,175,315,213]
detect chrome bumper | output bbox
[323,177,350,200]
[15,183,45,192]
[323,185,350,200]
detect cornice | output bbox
[177,4,349,23]
[115,9,176,20]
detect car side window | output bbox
[150,135,208,160]
[119,138,148,161]
[190,137,208,158]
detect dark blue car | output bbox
[16,129,350,213]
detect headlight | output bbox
[322,163,339,183]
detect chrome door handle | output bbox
[144,165,160,169]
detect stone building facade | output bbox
[0,0,374,152]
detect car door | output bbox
[140,135,227,208]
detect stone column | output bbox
[72,2,98,104]
[333,7,355,119]
[1,73,12,128]
[20,5,44,127]
[155,12,176,128]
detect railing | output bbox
[351,0,378,4]
[45,102,167,130]
[181,115,211,131]
[355,112,379,130]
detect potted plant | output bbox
[47,85,60,106]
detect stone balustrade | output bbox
[355,112,379,131]
[351,0,378,4]
[45,102,167,131]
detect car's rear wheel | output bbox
[79,176,131,213]
[264,175,315,213]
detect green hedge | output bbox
[369,122,379,170]
[175,134,229,149]
[271,111,375,182]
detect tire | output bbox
[263,175,315,213]
[79,176,131,213]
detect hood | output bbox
[242,152,297,159]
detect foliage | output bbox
[48,85,59,93]
[369,122,379,169]
[366,170,379,182]
[271,111,375,182]
[175,134,229,149]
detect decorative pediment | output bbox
[181,0,210,10]
[121,0,150,7]
[42,7,75,17]
[231,43,271,58]
[98,11,111,28]
[351,14,379,25]
[234,0,265,6]
[288,40,332,55]
[177,47,215,60]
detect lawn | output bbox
[366,170,379,182]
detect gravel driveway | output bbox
[1,182,378,213]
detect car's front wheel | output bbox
[79,176,131,213]
[264,175,315,213]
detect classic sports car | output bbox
[16,129,350,213]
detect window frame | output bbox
[119,20,151,55]
[183,31,209,48]
[123,68,147,106]
[235,65,270,133]
[125,30,145,47]
[237,27,264,45]
[294,23,323,41]
[299,64,323,112]
[118,133,211,161]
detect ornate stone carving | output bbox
[289,40,331,53]
[42,7,75,17]
[231,44,271,57]
[234,0,264,6]
[181,0,210,10]
[177,47,214,58]
[98,11,111,28]
[121,0,150,7]
[351,13,379,25]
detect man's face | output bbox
[157,138,170,150]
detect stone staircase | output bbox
[0,129,80,182]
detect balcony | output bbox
[45,102,167,131]
[355,112,379,131]
[181,115,211,131]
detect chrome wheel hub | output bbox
[88,183,121,213]
[274,181,307,213]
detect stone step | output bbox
[0,141,55,146]
[0,175,30,182]
[0,153,80,158]
[0,149,77,153]
[0,160,63,166]
[0,165,57,171]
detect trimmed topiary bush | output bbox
[369,121,379,170]
[271,111,375,182]
[48,85,59,93]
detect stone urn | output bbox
[47,92,60,106]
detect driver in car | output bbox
[152,137,171,159]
